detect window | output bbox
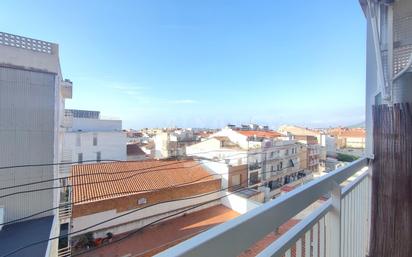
[93,133,98,146]
[277,161,283,171]
[96,151,101,162]
[231,174,241,187]
[249,172,259,185]
[77,153,83,163]
[270,152,274,158]
[285,149,289,156]
[76,134,81,147]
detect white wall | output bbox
[221,192,262,214]
[72,191,223,238]
[199,161,229,189]
[186,138,221,155]
[0,67,56,222]
[211,128,253,149]
[325,136,337,156]
[64,131,127,166]
[71,118,122,132]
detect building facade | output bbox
[206,126,309,201]
[62,109,127,174]
[0,31,71,257]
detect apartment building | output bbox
[278,124,332,155]
[0,32,70,257]
[293,135,321,172]
[208,126,309,200]
[186,137,249,190]
[62,109,127,174]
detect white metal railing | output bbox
[58,245,71,257]
[156,158,370,257]
[59,201,72,222]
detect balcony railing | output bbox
[156,157,370,257]
[57,246,71,257]
[249,163,262,171]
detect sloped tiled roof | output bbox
[71,160,217,203]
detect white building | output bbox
[0,31,70,257]
[193,127,309,201]
[154,129,197,159]
[62,109,127,173]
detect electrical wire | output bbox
[1,160,310,257]
[0,148,260,191]
[0,150,266,197]
[0,156,308,227]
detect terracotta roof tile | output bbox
[71,160,217,203]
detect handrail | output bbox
[256,200,332,257]
[257,166,370,257]
[155,158,368,257]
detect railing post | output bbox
[326,181,341,257]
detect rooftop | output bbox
[0,31,61,74]
[237,130,281,139]
[75,205,239,257]
[71,160,218,203]
[126,143,146,156]
[328,127,366,138]
[0,216,54,257]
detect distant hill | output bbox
[347,121,365,128]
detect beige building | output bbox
[327,128,366,149]
[297,143,308,171]
[293,135,320,173]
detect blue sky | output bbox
[1,1,366,129]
